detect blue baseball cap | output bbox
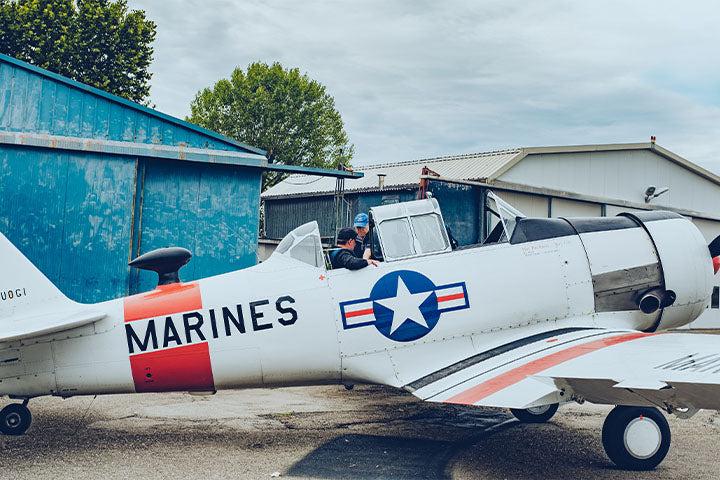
[353,213,369,228]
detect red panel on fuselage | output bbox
[124,282,214,392]
[130,342,215,393]
[124,283,202,322]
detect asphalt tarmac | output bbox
[1,385,718,479]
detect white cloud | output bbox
[129,0,720,172]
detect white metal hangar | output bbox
[262,142,720,327]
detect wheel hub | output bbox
[623,416,662,459]
[5,412,21,429]
[526,404,551,415]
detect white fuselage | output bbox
[0,214,712,398]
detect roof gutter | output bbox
[0,131,365,180]
[264,162,363,179]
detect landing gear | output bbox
[510,403,559,423]
[602,406,670,470]
[0,402,32,436]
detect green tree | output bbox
[0,0,156,103]
[188,62,354,189]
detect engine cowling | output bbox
[629,212,713,330]
[563,211,713,331]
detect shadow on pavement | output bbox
[286,433,454,480]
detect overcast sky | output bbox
[129,0,720,171]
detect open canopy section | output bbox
[271,221,325,268]
[485,191,528,244]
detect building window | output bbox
[381,195,400,205]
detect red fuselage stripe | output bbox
[124,282,213,393]
[124,282,202,322]
[346,292,464,318]
[130,342,215,393]
[446,332,655,405]
[345,308,374,318]
[437,293,465,302]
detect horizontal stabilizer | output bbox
[0,309,106,343]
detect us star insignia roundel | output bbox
[339,270,470,342]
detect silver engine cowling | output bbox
[564,211,713,331]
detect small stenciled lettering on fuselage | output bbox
[655,352,720,374]
[0,288,27,301]
[124,295,298,354]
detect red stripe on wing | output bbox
[446,332,655,405]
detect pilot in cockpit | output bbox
[329,228,380,270]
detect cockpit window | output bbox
[271,221,325,268]
[411,213,448,253]
[379,218,415,258]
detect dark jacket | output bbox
[330,248,369,270]
[353,234,371,258]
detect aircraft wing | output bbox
[405,327,720,413]
[0,308,106,343]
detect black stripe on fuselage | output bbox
[406,327,599,391]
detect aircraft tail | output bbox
[0,232,70,320]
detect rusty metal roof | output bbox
[262,148,522,198]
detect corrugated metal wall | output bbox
[134,159,260,293]
[263,190,417,240]
[0,145,262,303]
[427,183,482,245]
[0,146,137,301]
[0,55,264,303]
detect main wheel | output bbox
[0,404,32,436]
[510,403,559,423]
[602,406,670,470]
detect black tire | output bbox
[0,404,32,436]
[510,403,559,423]
[602,405,670,470]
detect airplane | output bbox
[1,191,720,471]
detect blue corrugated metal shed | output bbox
[0,53,360,302]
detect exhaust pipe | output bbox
[638,288,676,314]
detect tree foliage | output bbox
[188,62,354,189]
[0,0,156,103]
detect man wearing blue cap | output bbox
[352,213,372,260]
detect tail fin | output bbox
[0,232,70,320]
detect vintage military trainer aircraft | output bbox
[1,192,720,471]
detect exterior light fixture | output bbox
[644,185,669,203]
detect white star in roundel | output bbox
[374,276,433,334]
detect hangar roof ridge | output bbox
[353,147,522,170]
[0,53,265,156]
[262,142,718,199]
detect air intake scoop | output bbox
[129,247,192,286]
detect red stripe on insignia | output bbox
[124,283,202,322]
[345,308,374,318]
[130,342,215,393]
[446,332,654,405]
[437,293,465,302]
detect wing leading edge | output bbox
[405,328,720,413]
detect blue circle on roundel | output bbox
[370,270,440,342]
